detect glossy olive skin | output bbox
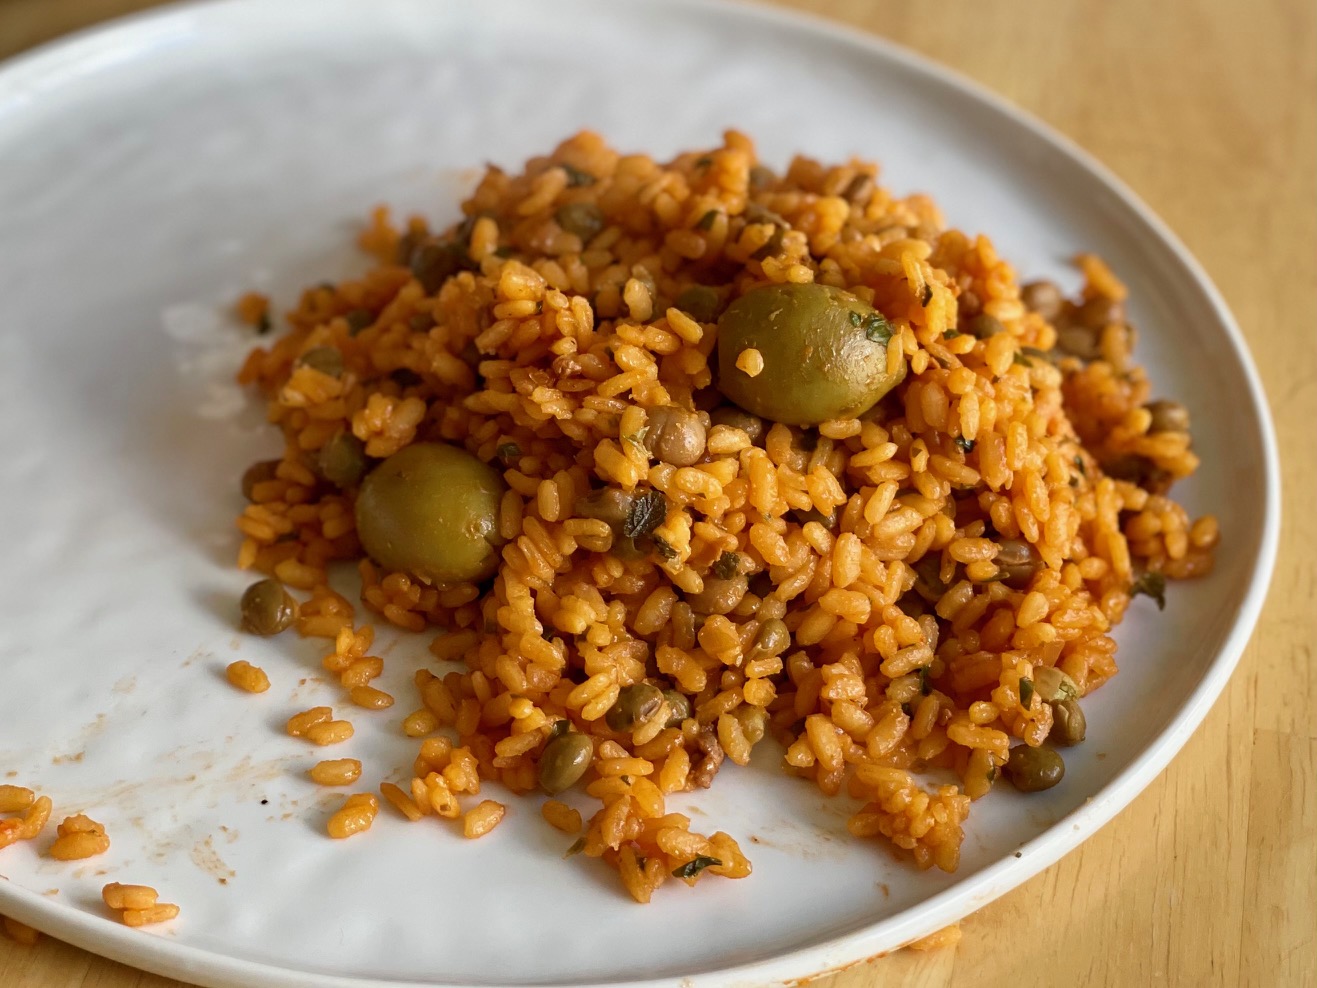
[605,682,665,733]
[538,732,594,794]
[355,443,507,585]
[716,283,906,425]
[1004,744,1065,792]
[240,579,297,636]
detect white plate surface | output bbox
[0,1,1279,986]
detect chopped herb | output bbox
[862,312,893,345]
[620,776,632,785]
[1022,346,1053,363]
[986,765,998,784]
[548,718,572,741]
[1012,352,1033,368]
[497,442,521,461]
[256,311,272,335]
[954,436,976,454]
[564,837,586,858]
[1130,571,1167,610]
[1018,677,1035,709]
[696,209,719,231]
[920,283,933,306]
[622,426,650,454]
[652,535,679,561]
[917,666,931,695]
[901,701,913,716]
[561,163,595,187]
[848,310,862,328]
[1073,455,1087,477]
[943,328,961,339]
[623,490,667,540]
[695,156,713,168]
[493,245,514,258]
[541,627,555,641]
[535,301,544,314]
[712,552,742,580]
[672,855,722,880]
[750,226,784,260]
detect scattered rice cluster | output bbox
[47,813,110,861]
[233,132,1216,898]
[102,883,178,927]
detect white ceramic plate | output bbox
[0,1,1279,985]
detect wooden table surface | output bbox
[1,0,1313,985]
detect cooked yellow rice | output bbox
[234,131,1217,898]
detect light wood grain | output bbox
[1,0,1314,985]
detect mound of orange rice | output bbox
[233,131,1217,900]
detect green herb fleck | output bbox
[1074,455,1087,477]
[652,535,679,561]
[696,210,719,231]
[712,552,741,580]
[848,310,862,328]
[943,329,961,339]
[954,436,976,454]
[862,312,893,345]
[561,163,595,187]
[622,426,650,454]
[1012,351,1033,368]
[1130,571,1167,610]
[564,837,586,858]
[672,855,722,880]
[920,283,933,306]
[548,718,572,741]
[1019,677,1035,709]
[497,442,521,461]
[986,765,998,783]
[695,156,713,169]
[623,490,667,539]
[918,666,931,695]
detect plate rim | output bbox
[0,0,1281,985]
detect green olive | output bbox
[1048,698,1087,746]
[354,442,507,585]
[750,618,791,658]
[994,539,1043,590]
[604,682,665,733]
[1004,744,1065,792]
[1031,666,1080,703]
[716,283,906,426]
[318,432,367,489]
[240,579,297,636]
[555,202,605,242]
[734,705,769,745]
[241,459,281,501]
[538,731,594,794]
[663,690,692,727]
[674,285,723,323]
[643,406,706,466]
[1145,400,1190,435]
[709,406,765,444]
[297,346,344,378]
[685,575,747,616]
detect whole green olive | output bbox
[716,283,906,425]
[750,618,791,658]
[240,579,297,636]
[354,442,507,585]
[538,731,594,794]
[1004,744,1065,792]
[604,682,665,733]
[297,346,344,378]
